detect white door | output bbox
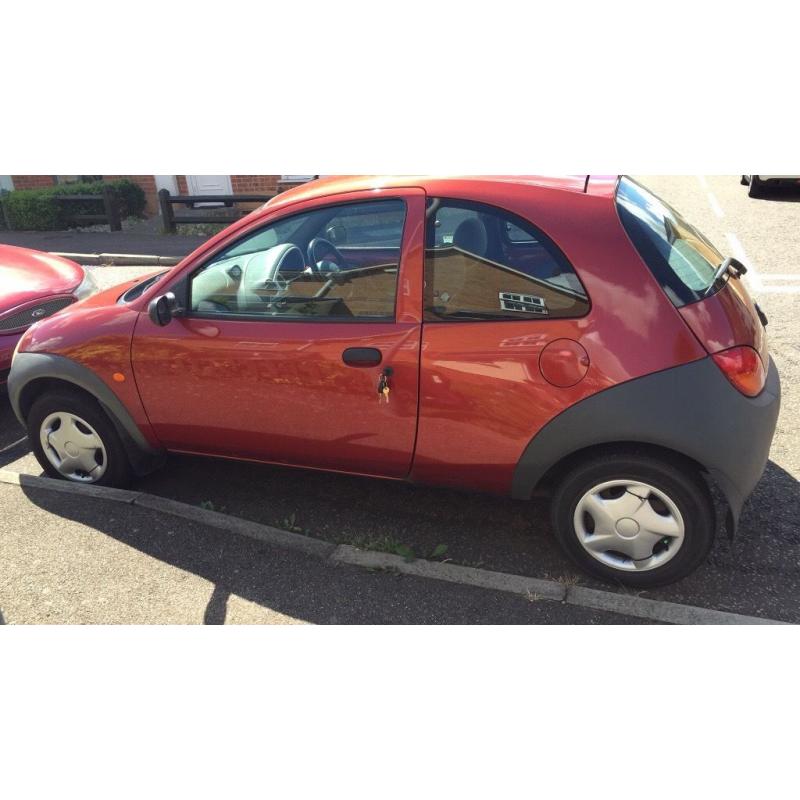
[187,175,233,196]
[154,175,179,196]
[186,175,232,207]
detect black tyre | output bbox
[27,389,133,488]
[748,175,764,198]
[740,175,749,186]
[550,452,715,588]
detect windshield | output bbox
[616,176,724,307]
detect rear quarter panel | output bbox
[678,277,768,365]
[412,186,707,494]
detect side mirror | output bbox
[148,292,182,327]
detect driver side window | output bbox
[190,199,407,321]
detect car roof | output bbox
[267,175,619,211]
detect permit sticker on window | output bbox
[499,292,549,315]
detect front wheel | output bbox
[27,390,132,488]
[550,453,715,588]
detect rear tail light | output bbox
[712,346,766,397]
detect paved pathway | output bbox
[0,482,646,625]
[0,230,208,258]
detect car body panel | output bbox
[412,187,706,494]
[129,189,427,478]
[16,281,161,449]
[0,245,87,378]
[512,355,781,532]
[132,317,421,476]
[265,175,591,215]
[0,244,84,309]
[747,175,800,182]
[679,276,768,365]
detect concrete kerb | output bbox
[0,469,787,625]
[331,545,566,601]
[51,252,182,267]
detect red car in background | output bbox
[0,245,96,384]
[6,176,781,587]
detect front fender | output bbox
[8,351,164,475]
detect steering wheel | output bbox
[237,244,302,310]
[307,237,347,276]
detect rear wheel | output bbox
[550,453,715,588]
[27,390,132,488]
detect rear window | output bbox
[616,177,724,307]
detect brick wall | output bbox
[230,175,281,195]
[11,175,56,189]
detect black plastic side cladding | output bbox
[512,357,781,533]
[8,351,164,476]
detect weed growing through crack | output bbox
[199,500,227,514]
[282,513,304,533]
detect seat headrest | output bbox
[453,217,488,258]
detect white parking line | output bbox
[707,192,725,219]
[753,285,800,294]
[697,175,709,189]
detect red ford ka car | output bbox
[0,245,96,385]
[6,176,781,586]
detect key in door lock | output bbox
[377,367,394,403]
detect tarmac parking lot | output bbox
[1,175,798,623]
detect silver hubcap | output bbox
[39,412,107,483]
[573,480,685,572]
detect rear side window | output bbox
[616,176,724,307]
[424,199,589,321]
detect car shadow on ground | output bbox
[5,394,799,622]
[15,482,620,625]
[0,395,28,470]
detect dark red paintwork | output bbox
[0,245,85,378]
[13,176,765,496]
[679,275,769,367]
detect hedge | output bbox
[0,179,146,231]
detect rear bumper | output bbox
[513,355,782,532]
[708,355,781,531]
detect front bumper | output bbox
[0,332,23,384]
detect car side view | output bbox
[0,244,96,385]
[7,176,781,587]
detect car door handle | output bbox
[342,347,383,368]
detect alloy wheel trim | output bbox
[573,479,686,573]
[39,411,108,483]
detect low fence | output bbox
[158,189,274,234]
[1,186,123,232]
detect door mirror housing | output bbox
[148,292,182,327]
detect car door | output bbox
[131,189,425,479]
